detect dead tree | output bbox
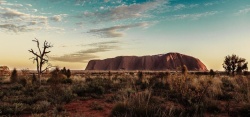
[28,39,53,83]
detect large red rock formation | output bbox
[85,52,208,71]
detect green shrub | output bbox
[72,83,88,97]
[61,87,76,103]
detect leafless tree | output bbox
[28,39,53,83]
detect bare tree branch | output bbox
[28,38,54,83]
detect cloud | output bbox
[0,5,64,33]
[204,3,214,6]
[0,7,48,23]
[50,54,98,63]
[0,24,36,32]
[88,22,149,38]
[0,0,6,4]
[85,40,120,46]
[174,4,185,10]
[26,4,32,7]
[172,4,199,11]
[1,7,28,19]
[235,7,250,15]
[77,0,167,21]
[51,40,120,63]
[172,11,219,20]
[0,7,48,33]
[50,14,68,22]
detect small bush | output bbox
[62,78,73,84]
[0,91,4,99]
[32,73,37,84]
[236,104,250,117]
[10,68,18,83]
[10,83,23,90]
[32,101,51,113]
[110,90,166,117]
[19,78,27,86]
[90,101,103,110]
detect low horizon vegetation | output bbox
[0,65,249,116]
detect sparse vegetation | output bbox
[28,39,54,84]
[1,67,250,116]
[223,54,248,75]
[10,68,18,83]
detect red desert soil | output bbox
[64,97,114,117]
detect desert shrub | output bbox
[221,77,235,92]
[0,103,27,115]
[62,78,73,84]
[66,69,71,78]
[182,65,188,77]
[90,101,103,110]
[60,87,76,103]
[22,96,39,105]
[0,103,14,115]
[32,73,37,84]
[72,82,88,97]
[32,101,51,113]
[236,104,250,117]
[47,67,67,85]
[47,86,76,104]
[10,83,23,90]
[0,91,4,99]
[209,69,216,77]
[110,90,167,117]
[205,100,221,113]
[53,104,65,113]
[19,77,27,86]
[60,67,71,78]
[137,71,143,80]
[88,82,105,95]
[10,68,18,83]
[23,84,40,96]
[13,103,27,115]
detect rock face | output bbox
[85,52,208,71]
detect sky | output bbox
[0,0,250,70]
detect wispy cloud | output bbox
[0,24,37,32]
[0,3,65,33]
[235,7,250,15]
[174,4,186,10]
[50,40,120,62]
[77,0,168,22]
[0,0,6,4]
[204,3,214,6]
[171,11,219,20]
[171,3,199,11]
[88,22,149,38]
[0,7,48,32]
[50,14,68,22]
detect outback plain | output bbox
[1,0,250,117]
[1,62,250,117]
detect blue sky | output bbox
[0,0,250,70]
